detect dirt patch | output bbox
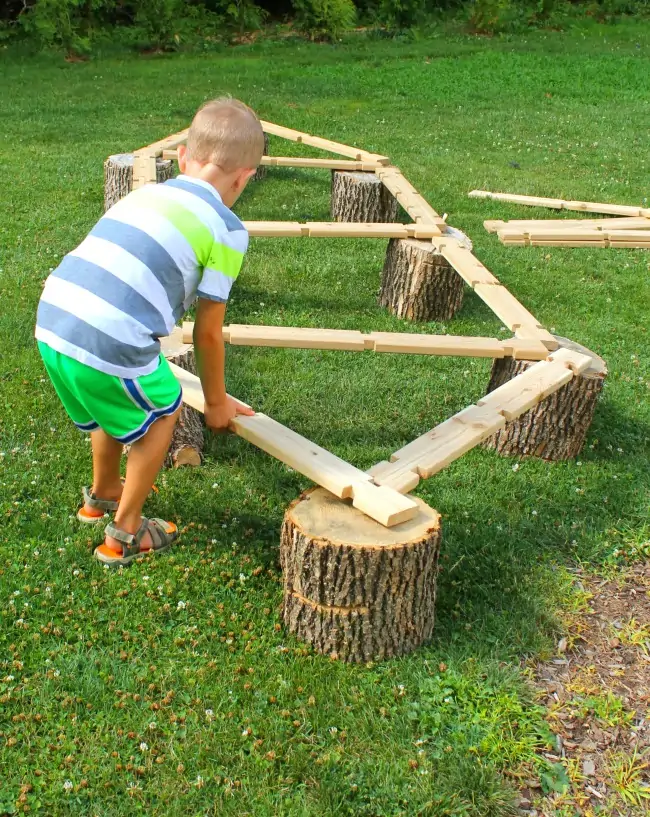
[525,563,650,815]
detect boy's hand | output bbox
[205,396,255,432]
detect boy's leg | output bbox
[103,408,181,554]
[90,429,123,501]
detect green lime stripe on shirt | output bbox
[206,242,245,279]
[139,192,213,266]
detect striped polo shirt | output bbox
[35,176,248,378]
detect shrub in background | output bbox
[291,0,357,40]
[377,0,428,31]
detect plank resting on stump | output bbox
[104,153,174,211]
[482,336,606,460]
[160,329,204,468]
[331,171,399,223]
[281,487,442,662]
[380,238,464,322]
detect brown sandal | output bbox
[77,481,159,524]
[94,517,178,566]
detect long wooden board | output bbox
[168,363,418,527]
[161,151,382,171]
[244,221,442,239]
[368,348,592,492]
[470,190,650,218]
[486,216,650,234]
[180,322,549,360]
[499,228,650,248]
[377,168,446,231]
[260,120,389,164]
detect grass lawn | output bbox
[1,20,649,816]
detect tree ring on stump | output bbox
[380,237,465,322]
[281,487,442,663]
[103,153,174,211]
[331,170,399,223]
[483,335,607,461]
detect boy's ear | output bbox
[234,167,256,190]
[177,144,188,173]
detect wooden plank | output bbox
[473,284,542,331]
[368,347,592,491]
[499,338,550,360]
[181,322,546,359]
[469,189,650,218]
[168,362,418,527]
[478,360,574,420]
[244,221,306,237]
[259,119,389,164]
[227,324,366,351]
[368,333,506,357]
[266,156,381,170]
[161,153,382,171]
[368,405,507,492]
[494,216,650,232]
[244,221,441,238]
[437,243,500,286]
[136,127,190,158]
[305,222,409,238]
[132,153,158,190]
[378,169,446,230]
[514,324,559,351]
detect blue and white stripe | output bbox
[36,176,247,377]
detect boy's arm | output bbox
[193,298,254,430]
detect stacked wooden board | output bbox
[470,190,650,248]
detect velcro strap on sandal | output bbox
[83,486,120,513]
[105,519,149,557]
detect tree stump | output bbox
[281,487,442,662]
[160,329,204,468]
[252,133,270,182]
[331,171,399,223]
[482,336,607,461]
[380,238,464,322]
[104,153,174,211]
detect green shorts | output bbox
[38,342,182,444]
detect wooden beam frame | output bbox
[112,119,592,528]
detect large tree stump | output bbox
[252,133,270,182]
[104,153,174,211]
[380,238,464,322]
[160,329,204,468]
[482,336,607,461]
[331,171,399,223]
[281,487,442,662]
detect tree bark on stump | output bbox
[331,171,399,223]
[380,238,465,322]
[104,153,174,211]
[160,330,204,468]
[482,336,607,461]
[281,487,442,662]
[252,133,270,182]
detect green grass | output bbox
[1,21,650,816]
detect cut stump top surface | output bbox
[552,336,607,378]
[288,488,440,549]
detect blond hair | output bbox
[186,97,264,173]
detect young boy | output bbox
[35,98,264,566]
